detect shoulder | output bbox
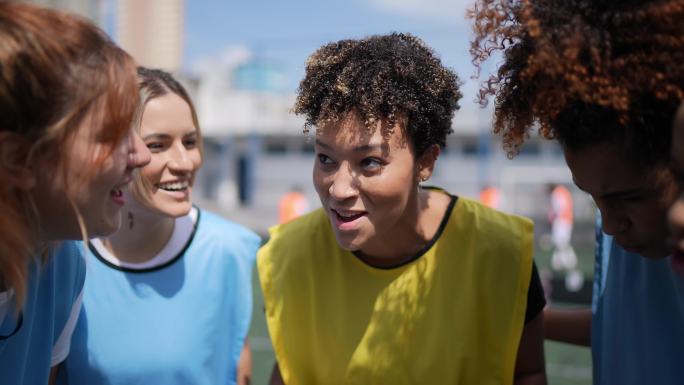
[454,196,533,236]
[194,207,261,247]
[48,241,86,292]
[258,208,333,270]
[263,208,330,250]
[446,196,534,269]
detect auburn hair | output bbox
[469,0,684,162]
[0,2,139,307]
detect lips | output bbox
[157,180,190,192]
[109,188,125,206]
[331,208,367,230]
[333,209,365,222]
[109,174,133,206]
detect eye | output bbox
[317,153,334,165]
[145,142,164,152]
[360,157,384,170]
[620,194,646,203]
[183,138,197,149]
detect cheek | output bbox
[312,168,329,196]
[362,173,413,210]
[191,151,203,171]
[669,198,684,229]
[141,157,166,181]
[637,202,670,235]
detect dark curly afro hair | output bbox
[469,0,684,166]
[293,32,462,156]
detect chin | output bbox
[89,215,122,238]
[333,234,362,252]
[159,204,193,218]
[639,247,669,260]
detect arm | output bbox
[49,365,59,385]
[237,339,252,385]
[514,313,547,385]
[269,362,285,385]
[543,307,591,346]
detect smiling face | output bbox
[31,112,151,240]
[667,104,684,274]
[134,92,202,218]
[313,112,434,257]
[564,141,678,259]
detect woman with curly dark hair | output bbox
[258,32,547,385]
[470,1,684,384]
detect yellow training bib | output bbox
[258,195,533,385]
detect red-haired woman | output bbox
[0,3,149,384]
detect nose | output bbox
[167,144,194,173]
[127,129,151,169]
[329,164,358,202]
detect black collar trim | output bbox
[89,208,201,274]
[352,189,458,270]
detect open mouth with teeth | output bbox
[332,209,366,223]
[157,181,190,192]
[109,188,125,205]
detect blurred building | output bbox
[188,48,595,236]
[116,0,184,72]
[25,0,105,24]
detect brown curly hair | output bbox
[469,0,684,164]
[294,32,462,156]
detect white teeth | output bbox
[158,181,189,191]
[337,211,361,218]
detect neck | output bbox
[102,210,176,264]
[358,188,450,264]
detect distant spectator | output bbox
[278,186,310,224]
[479,185,502,210]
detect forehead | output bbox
[563,141,652,193]
[140,93,194,134]
[316,113,409,151]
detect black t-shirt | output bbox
[525,262,546,324]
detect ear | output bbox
[416,144,441,183]
[0,131,36,191]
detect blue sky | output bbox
[184,0,479,96]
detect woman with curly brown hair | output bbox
[470,1,684,384]
[258,32,546,385]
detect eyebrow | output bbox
[314,138,385,152]
[574,180,647,200]
[143,131,197,141]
